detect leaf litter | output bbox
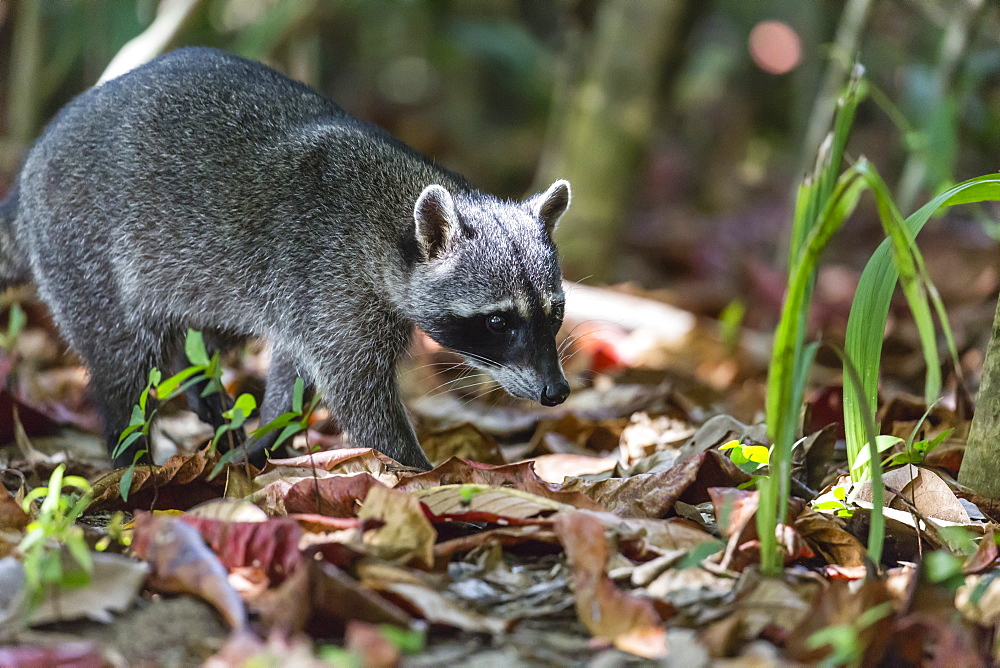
[0,282,999,664]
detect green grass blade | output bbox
[843,174,1000,480]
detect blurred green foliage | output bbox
[0,0,997,277]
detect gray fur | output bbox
[0,47,571,470]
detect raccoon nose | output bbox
[540,380,570,406]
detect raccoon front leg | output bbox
[78,325,168,468]
[307,336,432,471]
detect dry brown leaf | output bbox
[89,451,228,511]
[786,577,894,664]
[553,511,668,658]
[565,450,750,518]
[794,507,865,567]
[373,581,509,634]
[397,457,604,511]
[526,453,618,483]
[253,559,412,634]
[357,485,436,568]
[414,484,568,519]
[420,423,505,464]
[853,464,970,524]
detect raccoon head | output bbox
[404,179,572,407]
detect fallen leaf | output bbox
[358,485,436,568]
[373,581,509,634]
[0,642,105,667]
[525,453,617,483]
[566,450,750,518]
[284,473,387,517]
[186,498,268,522]
[397,457,604,511]
[180,515,303,586]
[253,558,412,634]
[415,484,569,520]
[794,507,865,567]
[421,423,505,465]
[553,511,668,658]
[89,451,227,512]
[131,512,247,630]
[853,464,971,524]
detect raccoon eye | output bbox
[550,302,565,329]
[486,314,509,333]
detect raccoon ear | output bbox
[530,179,571,234]
[414,184,460,261]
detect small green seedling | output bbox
[210,377,321,478]
[719,439,770,475]
[811,485,853,518]
[19,465,95,606]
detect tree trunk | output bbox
[958,294,1000,498]
[535,0,687,283]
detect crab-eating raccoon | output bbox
[0,47,571,470]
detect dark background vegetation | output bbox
[0,0,997,336]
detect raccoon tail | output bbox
[0,185,30,289]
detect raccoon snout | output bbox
[540,380,570,407]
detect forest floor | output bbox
[0,223,999,666]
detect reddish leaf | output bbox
[131,512,247,630]
[180,515,303,586]
[964,529,999,574]
[0,642,104,667]
[553,511,668,658]
[284,473,387,517]
[289,514,366,533]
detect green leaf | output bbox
[250,411,301,437]
[184,329,211,367]
[119,464,136,502]
[843,174,1000,483]
[113,431,143,459]
[270,423,302,451]
[156,365,204,401]
[7,302,26,341]
[678,539,725,569]
[378,625,425,654]
[229,393,257,415]
[292,377,305,413]
[209,447,244,480]
[66,534,94,574]
[850,434,904,475]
